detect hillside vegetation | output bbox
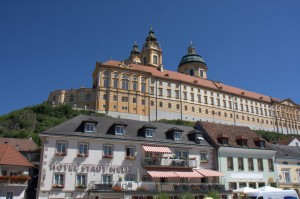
[0,103,108,145]
[1,104,297,146]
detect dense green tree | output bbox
[179,192,194,199]
[0,103,109,145]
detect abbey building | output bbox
[48,28,300,135]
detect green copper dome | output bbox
[178,42,206,67]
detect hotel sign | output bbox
[49,162,131,173]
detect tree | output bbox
[205,190,221,199]
[179,192,194,199]
[153,192,169,199]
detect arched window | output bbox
[103,78,109,88]
[153,55,158,64]
[132,75,138,91]
[200,70,204,77]
[122,75,129,90]
[113,73,119,89]
[113,79,118,88]
[141,78,146,93]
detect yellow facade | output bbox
[47,29,300,134]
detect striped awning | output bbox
[174,171,203,178]
[146,169,203,178]
[195,169,223,177]
[142,145,172,153]
[147,170,178,178]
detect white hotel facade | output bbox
[37,115,226,199]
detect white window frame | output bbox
[175,149,189,159]
[115,126,125,135]
[200,152,208,162]
[56,141,67,155]
[283,170,291,183]
[103,145,113,157]
[145,128,154,138]
[53,173,64,187]
[102,174,112,184]
[125,146,135,158]
[84,123,95,133]
[78,143,89,156]
[76,174,87,188]
[174,131,182,141]
[125,174,136,181]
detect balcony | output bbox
[0,175,30,185]
[141,157,197,168]
[89,181,225,192]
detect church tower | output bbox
[128,42,141,64]
[178,42,208,79]
[140,27,163,69]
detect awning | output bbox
[195,169,223,177]
[142,145,172,153]
[147,170,178,178]
[174,171,203,178]
[146,169,203,178]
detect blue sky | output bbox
[1,1,299,115]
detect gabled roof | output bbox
[196,121,271,150]
[100,60,273,103]
[277,137,300,146]
[0,138,38,152]
[0,144,33,167]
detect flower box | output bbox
[52,184,64,188]
[10,175,31,180]
[0,176,10,180]
[111,186,123,192]
[189,157,196,160]
[125,156,135,160]
[103,155,113,158]
[76,184,87,189]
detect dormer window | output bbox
[84,123,95,133]
[145,129,154,138]
[253,137,265,148]
[174,131,182,141]
[115,126,125,135]
[217,133,229,145]
[236,135,247,147]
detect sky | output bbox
[1,1,300,115]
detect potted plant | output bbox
[125,156,135,160]
[76,184,86,189]
[52,184,64,188]
[111,185,122,192]
[103,154,113,158]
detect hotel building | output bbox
[37,115,226,199]
[47,28,300,135]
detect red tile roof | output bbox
[101,60,273,103]
[0,144,33,167]
[197,121,270,149]
[0,138,38,152]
